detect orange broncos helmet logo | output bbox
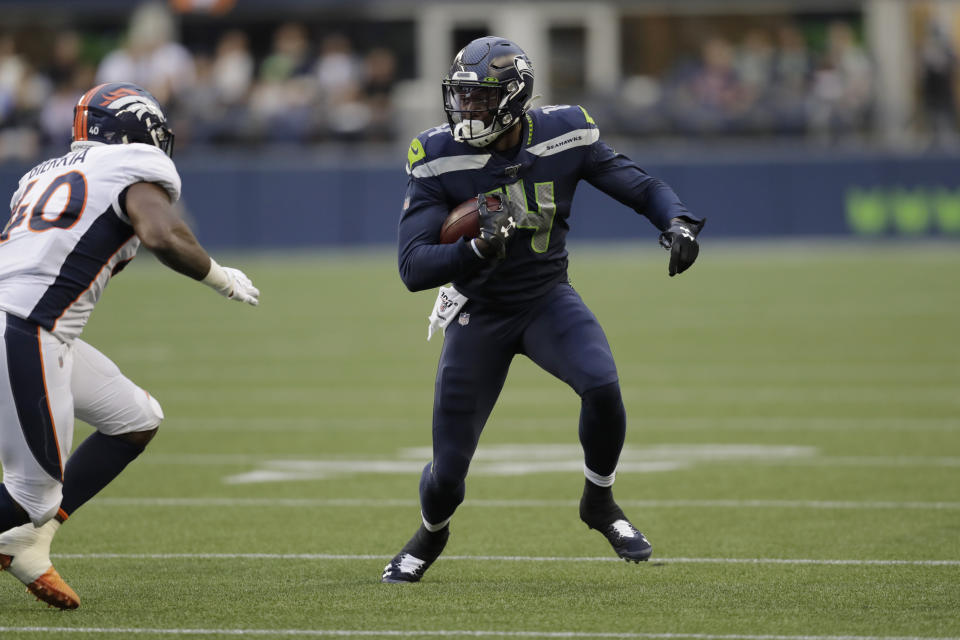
[98,87,140,107]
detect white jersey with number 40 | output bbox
[0,143,181,342]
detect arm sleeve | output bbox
[583,140,700,232]
[397,175,486,292]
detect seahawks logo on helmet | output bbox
[71,82,175,157]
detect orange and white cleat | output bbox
[0,520,80,610]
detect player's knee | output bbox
[427,454,471,492]
[116,426,158,450]
[420,459,467,520]
[111,392,162,448]
[432,463,468,491]
[581,381,626,424]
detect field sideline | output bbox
[0,242,957,639]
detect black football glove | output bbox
[475,193,516,259]
[658,217,705,276]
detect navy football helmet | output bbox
[442,37,534,147]
[71,82,175,157]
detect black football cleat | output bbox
[593,517,653,563]
[380,524,450,583]
[579,479,653,563]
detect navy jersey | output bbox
[398,105,698,306]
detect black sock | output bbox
[578,382,626,477]
[0,484,30,531]
[402,523,450,561]
[60,432,147,517]
[579,479,626,529]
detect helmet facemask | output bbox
[444,81,508,147]
[118,104,175,158]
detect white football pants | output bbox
[0,311,163,525]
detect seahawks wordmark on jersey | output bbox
[0,143,181,342]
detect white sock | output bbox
[421,513,450,532]
[584,464,616,488]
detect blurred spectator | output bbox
[173,29,255,146]
[734,28,777,133]
[808,21,874,142]
[667,36,753,135]
[211,30,254,106]
[37,68,93,150]
[315,33,358,96]
[0,33,49,161]
[606,74,669,136]
[38,30,95,148]
[314,33,368,140]
[917,19,960,147]
[736,29,775,101]
[259,21,313,82]
[169,29,255,146]
[95,3,196,107]
[359,47,398,140]
[769,23,813,134]
[174,53,221,145]
[46,31,83,88]
[0,34,25,125]
[249,22,316,143]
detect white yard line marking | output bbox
[92,497,960,510]
[164,415,960,432]
[1,628,958,639]
[49,553,960,567]
[765,457,960,468]
[141,453,960,471]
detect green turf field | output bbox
[1,243,958,639]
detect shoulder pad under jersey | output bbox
[95,143,182,202]
[406,124,492,179]
[525,105,600,157]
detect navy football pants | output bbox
[420,282,626,526]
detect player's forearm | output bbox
[639,179,699,231]
[398,240,483,292]
[145,222,212,280]
[587,148,698,230]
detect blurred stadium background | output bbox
[1,3,958,636]
[2,0,959,247]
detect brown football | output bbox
[439,195,499,244]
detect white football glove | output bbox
[202,259,260,306]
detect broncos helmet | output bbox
[442,36,534,148]
[71,82,175,157]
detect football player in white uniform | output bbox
[0,82,260,609]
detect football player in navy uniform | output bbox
[382,37,705,583]
[0,82,260,608]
